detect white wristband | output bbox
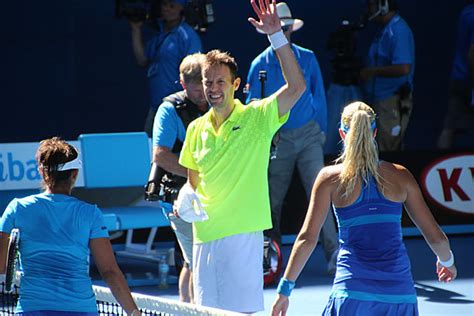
[438,250,454,267]
[267,30,288,50]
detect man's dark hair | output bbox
[203,49,239,81]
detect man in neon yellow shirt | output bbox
[178,0,306,313]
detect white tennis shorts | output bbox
[193,231,264,313]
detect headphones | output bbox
[367,0,397,20]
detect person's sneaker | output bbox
[327,250,338,276]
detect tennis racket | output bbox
[263,237,282,287]
[5,228,20,293]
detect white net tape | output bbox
[0,275,244,316]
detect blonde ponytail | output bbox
[336,102,383,198]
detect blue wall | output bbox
[1,0,472,149]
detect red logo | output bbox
[421,153,474,215]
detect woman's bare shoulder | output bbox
[379,160,414,184]
[318,164,342,184]
[321,164,342,175]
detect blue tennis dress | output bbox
[323,177,418,316]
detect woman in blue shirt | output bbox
[271,102,457,316]
[0,137,140,316]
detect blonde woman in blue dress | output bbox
[271,101,457,316]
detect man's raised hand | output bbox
[248,0,281,35]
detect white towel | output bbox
[174,183,209,223]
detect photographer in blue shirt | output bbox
[151,53,208,303]
[437,3,474,149]
[245,2,339,275]
[360,0,415,151]
[129,0,202,136]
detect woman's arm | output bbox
[282,169,333,281]
[271,167,334,315]
[90,238,141,315]
[402,167,457,282]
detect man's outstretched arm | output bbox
[248,0,306,117]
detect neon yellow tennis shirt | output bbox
[179,95,289,243]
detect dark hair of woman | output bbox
[36,137,78,190]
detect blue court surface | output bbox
[94,234,474,315]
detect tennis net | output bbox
[0,279,243,316]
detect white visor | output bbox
[57,157,82,171]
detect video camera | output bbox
[116,0,214,32]
[144,162,186,202]
[327,19,365,86]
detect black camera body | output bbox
[115,0,154,22]
[116,0,214,32]
[327,19,365,86]
[144,162,186,202]
[184,0,214,32]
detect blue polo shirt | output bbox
[451,5,474,82]
[364,14,415,102]
[152,101,187,148]
[145,21,202,110]
[246,44,328,132]
[0,193,109,313]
